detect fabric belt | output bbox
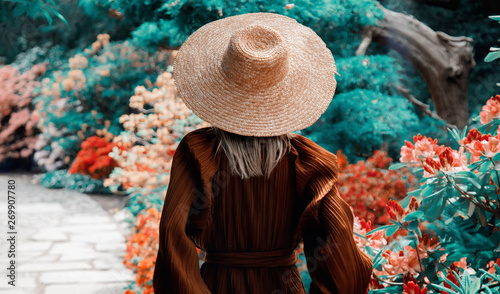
[204,249,298,268]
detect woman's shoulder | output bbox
[290,134,337,166]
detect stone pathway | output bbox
[0,173,134,294]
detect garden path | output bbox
[0,173,134,294]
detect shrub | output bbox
[0,63,47,168]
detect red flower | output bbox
[386,199,406,222]
[403,281,428,294]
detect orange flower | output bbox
[386,199,406,222]
[442,265,460,294]
[403,281,427,294]
[400,134,440,164]
[480,95,500,125]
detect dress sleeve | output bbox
[293,138,373,294]
[153,135,211,294]
[302,183,373,294]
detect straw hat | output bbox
[173,12,337,137]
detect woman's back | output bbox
[153,127,373,294]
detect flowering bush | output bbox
[359,93,500,293]
[108,69,210,293]
[337,149,418,225]
[0,63,47,167]
[32,34,172,172]
[69,135,125,179]
[124,207,160,294]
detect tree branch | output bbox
[397,86,454,129]
[358,4,475,129]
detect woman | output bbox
[153,12,373,294]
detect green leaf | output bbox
[468,177,481,189]
[385,225,399,237]
[389,162,407,170]
[41,9,52,27]
[43,5,70,29]
[403,211,424,222]
[431,283,459,294]
[407,219,420,230]
[13,4,27,18]
[366,225,394,236]
[407,188,422,197]
[485,51,500,62]
[353,232,367,240]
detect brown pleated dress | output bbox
[152,127,373,294]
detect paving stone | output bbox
[95,242,126,252]
[39,270,134,284]
[20,262,92,272]
[0,174,134,294]
[20,254,59,262]
[66,215,115,225]
[70,232,125,243]
[44,282,128,294]
[48,242,89,254]
[0,275,37,289]
[18,241,52,252]
[57,223,118,233]
[32,229,68,241]
[59,250,99,261]
[92,258,126,270]
[18,203,65,213]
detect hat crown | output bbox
[221,24,289,89]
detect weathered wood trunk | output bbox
[357,5,475,129]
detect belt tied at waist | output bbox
[204,249,297,268]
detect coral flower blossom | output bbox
[463,128,500,163]
[403,281,427,294]
[423,146,468,177]
[400,134,440,164]
[381,246,422,276]
[480,95,500,125]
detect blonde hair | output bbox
[213,126,295,179]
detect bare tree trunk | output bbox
[357,5,475,129]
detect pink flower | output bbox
[380,247,422,276]
[352,208,387,251]
[422,146,469,178]
[400,134,440,164]
[480,95,500,125]
[463,128,500,162]
[483,136,500,158]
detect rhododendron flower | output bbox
[442,265,460,294]
[487,258,500,274]
[422,146,469,177]
[352,209,387,251]
[404,281,427,294]
[386,199,406,222]
[400,134,440,164]
[381,246,422,276]
[463,128,500,163]
[416,233,439,259]
[480,95,500,125]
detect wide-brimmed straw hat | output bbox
[173,12,337,137]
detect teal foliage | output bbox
[0,0,130,64]
[40,169,112,194]
[86,0,383,56]
[32,40,169,171]
[124,190,165,221]
[335,55,403,95]
[304,89,420,162]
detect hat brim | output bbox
[173,12,336,137]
